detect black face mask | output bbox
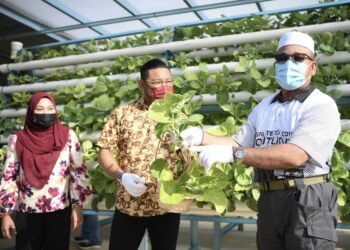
[33,114,56,129]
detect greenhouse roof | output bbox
[0,0,349,50]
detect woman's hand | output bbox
[1,215,16,240]
[71,204,83,231]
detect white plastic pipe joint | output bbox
[10,41,23,60]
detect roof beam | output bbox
[0,0,271,40]
[43,0,108,36]
[256,2,263,12]
[23,0,350,50]
[115,0,157,28]
[183,0,206,21]
[0,3,67,42]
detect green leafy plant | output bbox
[148,91,203,148]
[148,91,232,212]
[1,5,350,221]
[150,158,231,214]
[0,145,7,163]
[147,92,260,214]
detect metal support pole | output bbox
[189,220,200,250]
[220,223,239,236]
[213,221,221,250]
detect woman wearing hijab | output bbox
[0,92,92,250]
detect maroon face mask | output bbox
[148,85,174,100]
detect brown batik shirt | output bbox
[97,99,180,217]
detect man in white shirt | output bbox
[181,31,340,249]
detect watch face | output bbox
[235,148,245,159]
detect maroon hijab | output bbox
[16,92,69,189]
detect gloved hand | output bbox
[121,173,147,197]
[189,145,233,172]
[180,127,203,147]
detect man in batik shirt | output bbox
[97,58,181,250]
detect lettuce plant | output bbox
[148,91,234,214]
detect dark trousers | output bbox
[16,207,71,250]
[257,181,338,250]
[109,209,180,250]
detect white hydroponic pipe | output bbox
[0,131,102,144]
[77,122,350,141]
[327,84,350,94]
[31,47,237,77]
[1,51,349,94]
[1,84,349,118]
[0,131,100,144]
[0,90,268,118]
[0,20,349,73]
[0,72,138,94]
[0,103,93,117]
[32,45,265,77]
[172,51,350,76]
[79,131,100,142]
[1,120,350,145]
[192,90,274,104]
[341,120,350,131]
[184,43,272,59]
[193,83,350,104]
[33,61,115,77]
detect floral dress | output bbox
[0,129,92,213]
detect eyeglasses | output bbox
[275,53,314,64]
[146,78,173,86]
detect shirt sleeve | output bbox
[96,107,119,152]
[232,105,258,147]
[289,100,341,167]
[68,130,92,206]
[0,135,20,212]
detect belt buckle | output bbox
[283,179,297,189]
[260,182,270,191]
[324,173,331,181]
[264,182,270,191]
[282,179,291,189]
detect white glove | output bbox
[180,127,203,147]
[189,145,233,172]
[121,173,147,197]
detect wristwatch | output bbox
[232,147,245,162]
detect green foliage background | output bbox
[1,5,350,221]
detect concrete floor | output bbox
[1,223,350,250]
[1,203,350,250]
[67,222,350,250]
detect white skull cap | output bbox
[277,31,314,53]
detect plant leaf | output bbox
[159,180,185,204]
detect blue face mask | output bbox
[275,60,310,90]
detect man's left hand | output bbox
[189,145,233,172]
